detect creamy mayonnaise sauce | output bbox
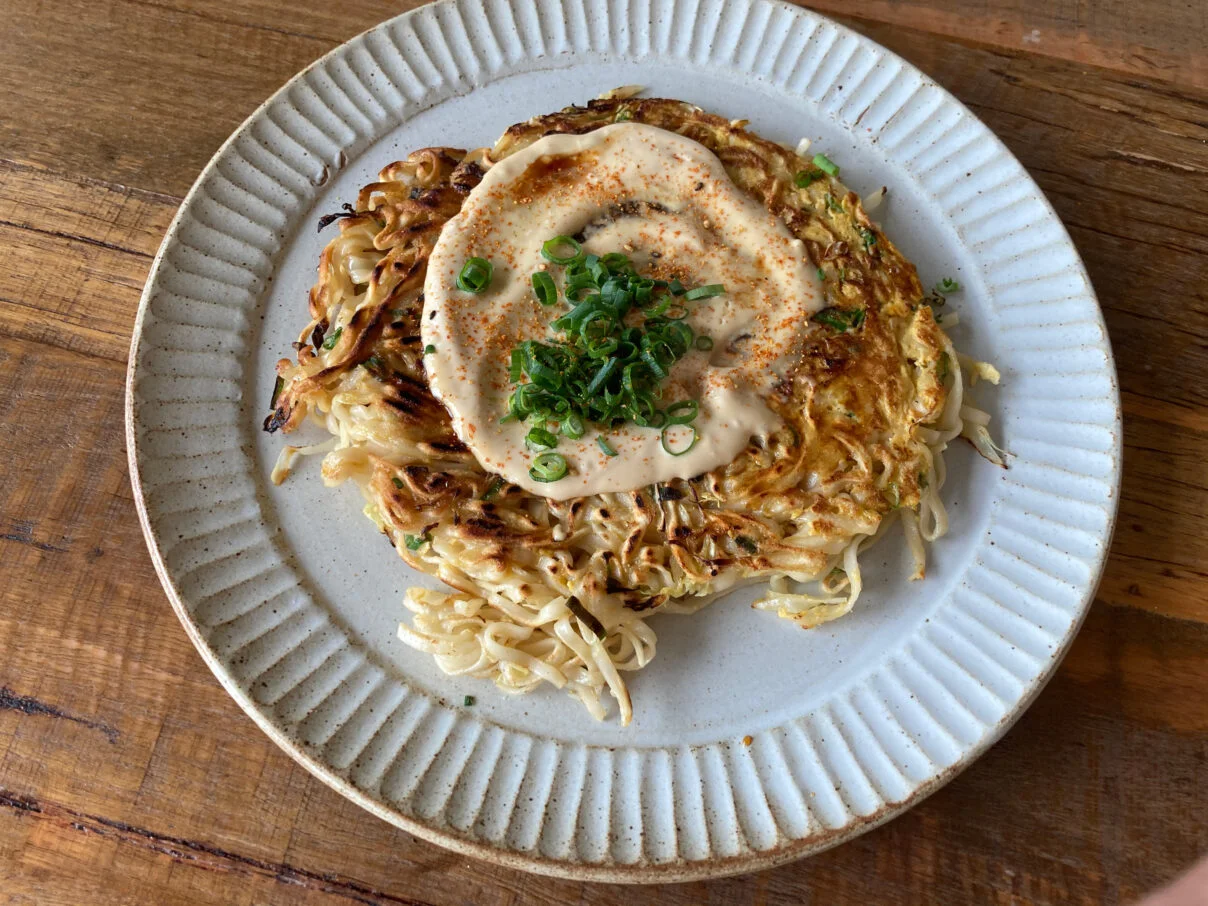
[422,123,824,499]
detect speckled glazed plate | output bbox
[126,0,1121,882]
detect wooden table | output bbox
[2,1,1205,902]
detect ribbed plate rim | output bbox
[126,0,1122,883]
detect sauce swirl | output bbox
[422,123,824,499]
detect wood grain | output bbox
[2,0,1207,903]
[811,0,1208,89]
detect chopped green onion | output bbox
[525,425,559,450]
[322,326,342,350]
[937,351,951,384]
[463,695,475,706]
[505,243,726,447]
[600,252,630,272]
[480,476,504,500]
[857,226,877,249]
[561,413,585,439]
[614,108,633,123]
[529,452,568,483]
[640,349,668,379]
[816,267,825,282]
[541,235,583,265]
[361,355,383,371]
[404,534,428,550]
[812,153,839,176]
[735,535,759,555]
[585,358,617,396]
[597,436,618,456]
[664,400,699,425]
[812,306,866,332]
[826,194,844,213]
[532,270,558,305]
[456,257,493,293]
[936,277,961,294]
[391,476,404,489]
[269,375,284,409]
[660,424,698,456]
[794,169,821,188]
[424,344,435,354]
[684,283,725,301]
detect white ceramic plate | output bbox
[127,0,1121,882]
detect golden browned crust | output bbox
[266,97,948,608]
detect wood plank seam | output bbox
[0,787,440,906]
[124,0,333,46]
[0,218,156,261]
[0,157,185,209]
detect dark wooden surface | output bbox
[2,2,1207,903]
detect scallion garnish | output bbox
[660,423,698,456]
[322,326,342,350]
[529,451,569,482]
[812,153,839,176]
[392,476,404,489]
[269,375,284,409]
[540,236,583,265]
[463,695,475,706]
[664,400,699,425]
[857,226,877,249]
[525,425,559,450]
[936,277,961,294]
[456,257,493,293]
[561,413,586,439]
[597,436,618,456]
[404,533,429,550]
[507,242,724,457]
[684,284,725,301]
[937,352,951,384]
[794,169,821,188]
[424,344,435,354]
[812,306,866,332]
[532,270,558,305]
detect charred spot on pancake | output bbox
[424,438,470,454]
[451,159,485,194]
[262,407,290,433]
[459,511,509,539]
